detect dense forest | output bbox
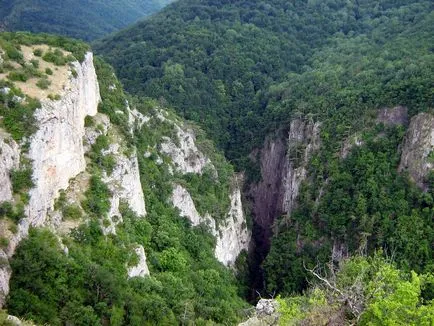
[95,0,433,169]
[0,0,174,41]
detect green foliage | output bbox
[277,255,434,325]
[35,77,51,89]
[42,49,73,66]
[0,0,174,41]
[0,32,90,62]
[95,0,434,170]
[10,168,33,194]
[82,175,111,217]
[33,48,42,57]
[47,93,60,101]
[265,125,434,295]
[62,204,82,221]
[45,67,53,75]
[0,201,25,223]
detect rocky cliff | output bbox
[248,119,320,254]
[399,112,434,190]
[143,112,251,266]
[0,52,100,305]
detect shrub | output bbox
[62,204,82,220]
[0,237,9,248]
[48,93,61,101]
[30,59,39,68]
[10,168,34,193]
[7,71,28,82]
[33,48,43,57]
[36,77,51,89]
[45,67,53,75]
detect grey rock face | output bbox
[399,112,434,190]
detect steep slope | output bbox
[0,33,250,324]
[0,0,174,41]
[96,0,434,301]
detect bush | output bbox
[30,59,39,68]
[62,204,82,220]
[45,67,53,75]
[36,77,51,89]
[10,168,34,193]
[7,71,28,82]
[48,93,61,101]
[33,48,43,57]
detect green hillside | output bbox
[95,0,433,167]
[0,0,174,41]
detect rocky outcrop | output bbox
[249,119,320,252]
[215,184,250,266]
[171,184,208,227]
[128,245,150,278]
[399,112,434,190]
[282,119,321,214]
[0,134,20,202]
[102,143,147,234]
[239,299,280,326]
[171,182,250,266]
[0,52,100,306]
[377,106,409,126]
[160,124,213,175]
[25,52,100,229]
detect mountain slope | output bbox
[95,0,434,303]
[0,32,250,324]
[95,0,433,165]
[0,0,174,41]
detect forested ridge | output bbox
[0,0,174,41]
[95,0,433,169]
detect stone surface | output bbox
[215,182,251,266]
[171,179,250,267]
[101,143,147,234]
[399,112,434,190]
[160,124,213,174]
[248,119,320,254]
[0,134,20,202]
[0,52,100,307]
[171,184,204,227]
[281,119,321,214]
[377,106,409,126]
[128,245,150,278]
[239,299,280,326]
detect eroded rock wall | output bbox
[399,112,434,190]
[0,52,100,306]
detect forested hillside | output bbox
[95,0,434,320]
[95,0,433,168]
[0,0,174,41]
[0,32,248,324]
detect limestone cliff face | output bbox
[25,52,100,231]
[161,119,250,266]
[128,245,150,278]
[248,119,320,254]
[0,52,100,306]
[160,124,213,175]
[399,112,434,190]
[102,143,147,234]
[281,119,321,214]
[215,183,250,266]
[0,134,20,202]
